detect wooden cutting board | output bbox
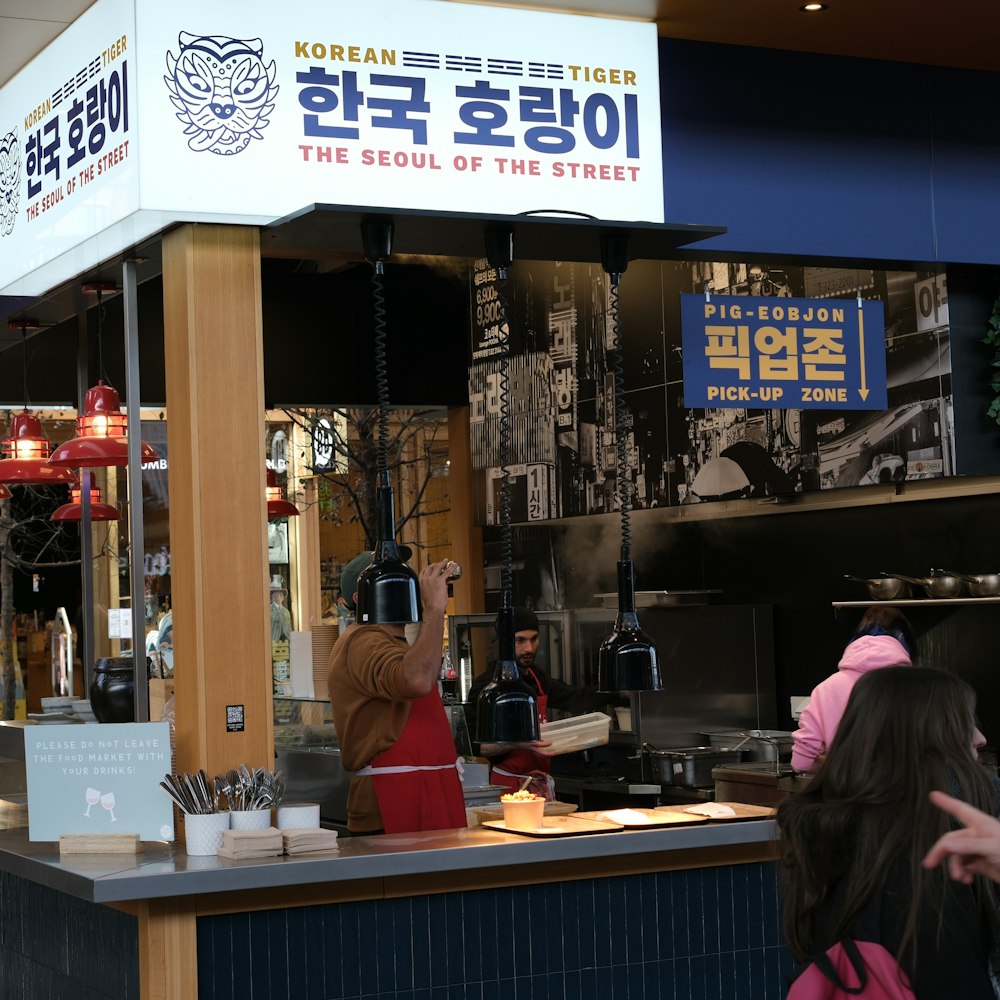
[654,802,776,821]
[575,807,708,828]
[482,815,623,837]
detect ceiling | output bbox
[3,0,999,92]
[1,0,998,343]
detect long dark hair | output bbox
[778,666,995,967]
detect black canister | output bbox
[90,657,135,723]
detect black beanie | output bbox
[512,607,539,633]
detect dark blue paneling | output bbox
[0,870,138,1000]
[196,861,789,1000]
[659,38,1000,267]
[929,70,1000,266]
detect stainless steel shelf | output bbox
[833,598,1000,607]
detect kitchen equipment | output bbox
[843,574,910,600]
[711,761,810,805]
[646,746,745,787]
[701,729,794,763]
[594,590,722,608]
[938,569,1000,597]
[884,571,965,599]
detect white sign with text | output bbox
[24,722,174,841]
[0,0,663,299]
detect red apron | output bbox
[356,684,467,834]
[490,668,554,800]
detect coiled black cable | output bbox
[609,280,631,559]
[370,261,390,476]
[496,271,513,603]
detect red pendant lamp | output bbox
[266,468,299,520]
[51,478,120,522]
[48,286,158,469]
[0,409,76,485]
[49,379,158,468]
[0,323,75,486]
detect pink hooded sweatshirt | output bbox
[790,634,912,772]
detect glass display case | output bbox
[273,696,349,830]
[273,695,337,747]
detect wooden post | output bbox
[161,224,273,776]
[446,406,484,614]
[137,897,198,1000]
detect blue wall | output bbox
[660,39,1000,266]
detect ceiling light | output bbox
[800,3,828,10]
[354,221,422,626]
[0,324,75,485]
[51,481,120,522]
[266,468,300,520]
[49,380,158,467]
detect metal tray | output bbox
[575,807,708,828]
[593,590,722,609]
[482,815,623,837]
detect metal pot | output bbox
[885,571,965,599]
[938,569,1000,598]
[844,574,910,600]
[701,730,794,763]
[645,746,745,787]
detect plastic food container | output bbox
[538,712,612,755]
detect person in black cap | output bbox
[467,607,623,798]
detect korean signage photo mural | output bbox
[467,261,953,523]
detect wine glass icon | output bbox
[100,792,117,823]
[84,788,100,817]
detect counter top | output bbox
[0,815,777,905]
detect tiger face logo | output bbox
[164,33,278,155]
[0,128,19,237]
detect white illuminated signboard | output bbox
[0,0,664,300]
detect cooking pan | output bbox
[937,569,1000,598]
[844,574,910,600]
[884,571,965,599]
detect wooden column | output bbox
[161,224,273,776]
[446,406,484,613]
[137,898,198,1000]
[293,477,322,627]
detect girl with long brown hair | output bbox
[778,666,999,997]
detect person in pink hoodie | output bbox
[791,606,914,772]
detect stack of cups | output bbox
[230,809,273,831]
[276,802,321,830]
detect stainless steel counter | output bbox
[0,816,777,905]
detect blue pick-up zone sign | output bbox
[680,294,887,410]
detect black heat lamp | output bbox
[354,220,421,625]
[475,230,540,744]
[597,234,661,694]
